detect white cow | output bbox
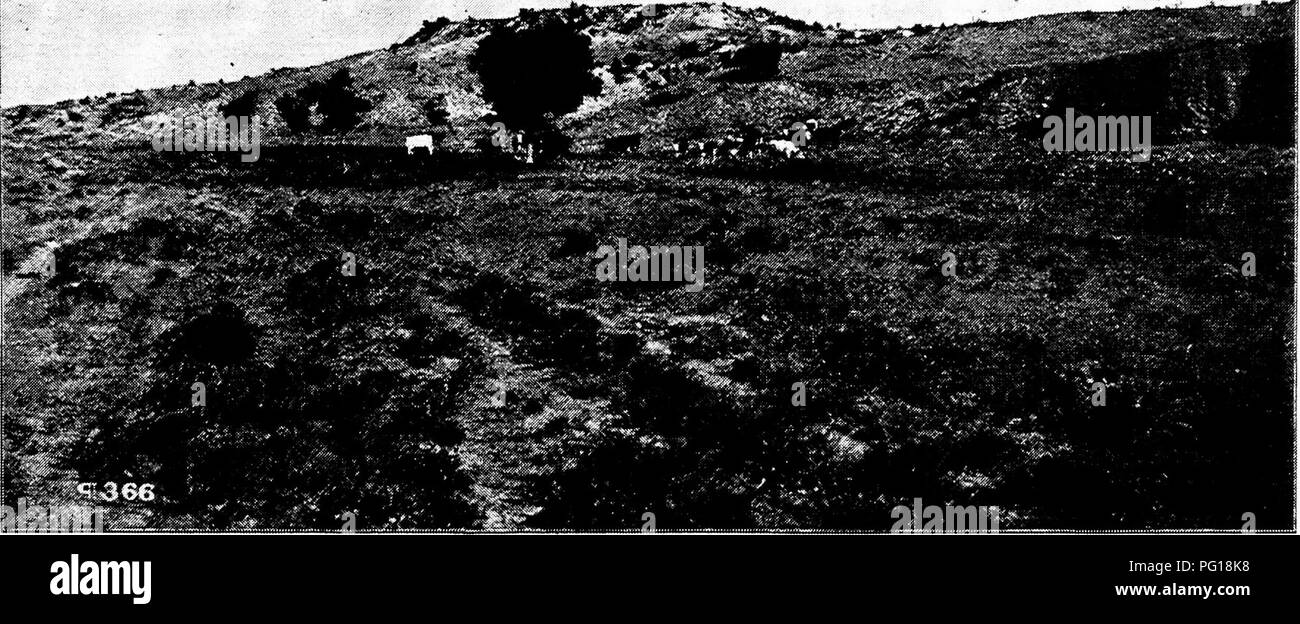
[405,134,434,155]
[767,139,802,159]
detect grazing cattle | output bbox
[673,140,706,160]
[487,129,536,162]
[671,127,820,163]
[767,139,802,159]
[405,134,434,155]
[477,125,538,162]
[718,134,744,158]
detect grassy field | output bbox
[2,133,1292,531]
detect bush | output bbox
[220,89,261,118]
[722,41,783,81]
[676,40,704,57]
[274,69,372,134]
[101,93,150,124]
[69,298,481,529]
[2,436,27,508]
[423,94,450,127]
[275,91,313,134]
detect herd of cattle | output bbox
[403,117,851,162]
[664,118,851,162]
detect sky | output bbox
[0,0,1265,106]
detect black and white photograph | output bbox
[0,0,1297,609]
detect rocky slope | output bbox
[3,2,1294,152]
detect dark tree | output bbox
[722,41,784,81]
[315,69,373,132]
[400,16,452,45]
[220,89,261,118]
[423,94,451,127]
[563,2,592,29]
[468,16,602,136]
[275,91,313,134]
[1225,39,1295,146]
[274,70,372,134]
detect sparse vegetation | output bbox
[101,92,150,124]
[1,1,1294,531]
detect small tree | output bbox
[608,59,628,82]
[423,94,451,127]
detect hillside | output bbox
[3,2,1295,152]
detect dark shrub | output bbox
[722,41,783,81]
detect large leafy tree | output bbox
[315,68,373,132]
[468,15,601,136]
